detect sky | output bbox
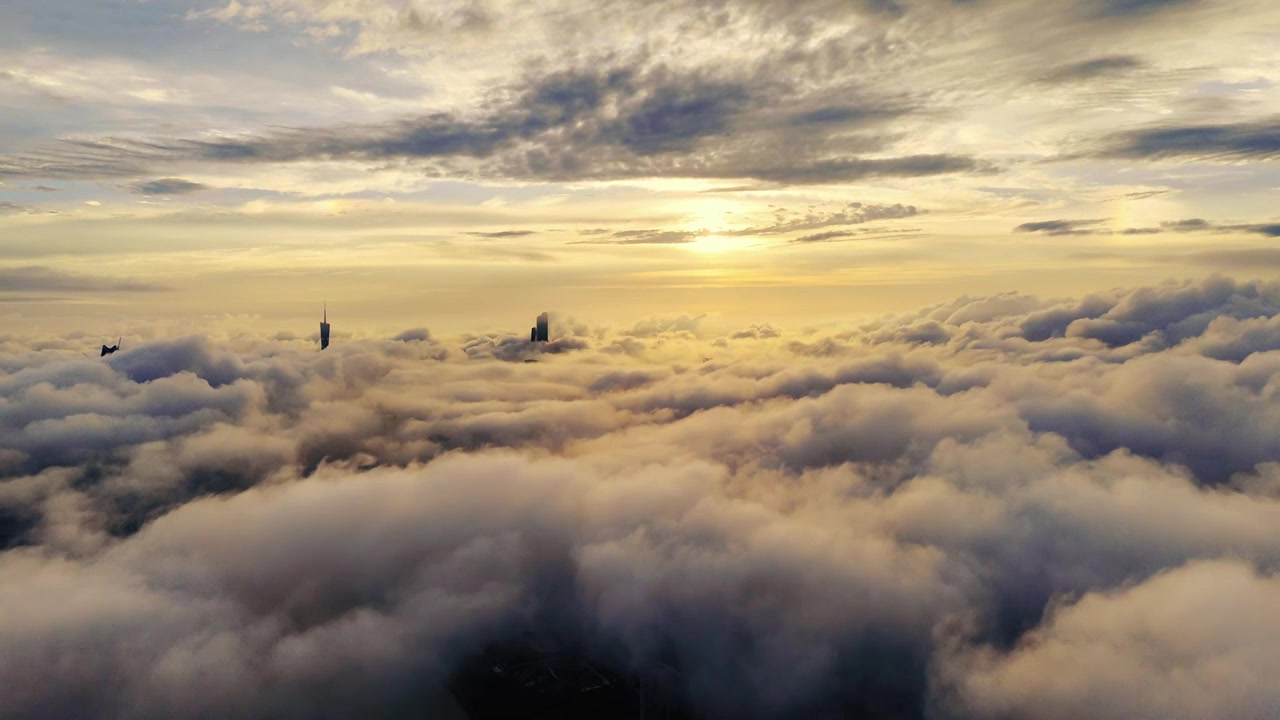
[5,3,1280,719]
[2,0,1279,335]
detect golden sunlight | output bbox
[686,234,742,254]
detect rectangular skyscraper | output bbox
[536,312,549,342]
[320,303,330,350]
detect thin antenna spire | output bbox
[319,301,331,351]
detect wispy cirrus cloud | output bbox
[1014,217,1280,237]
[129,178,208,195]
[0,265,171,293]
[1093,116,1280,162]
[1036,54,1145,84]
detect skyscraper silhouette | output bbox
[320,303,330,350]
[531,312,549,342]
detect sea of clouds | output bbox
[3,275,1279,719]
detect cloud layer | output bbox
[3,276,1280,718]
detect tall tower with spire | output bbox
[320,303,331,350]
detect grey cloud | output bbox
[1037,55,1144,84]
[946,559,1280,720]
[739,202,920,237]
[1013,219,1106,235]
[601,78,752,155]
[1160,217,1211,231]
[1087,0,1200,16]
[573,229,704,245]
[790,104,906,126]
[787,337,852,357]
[729,324,781,340]
[130,178,209,195]
[1014,217,1258,236]
[392,328,433,342]
[390,329,451,359]
[792,230,858,243]
[0,66,636,179]
[0,266,170,293]
[625,313,708,338]
[0,202,56,217]
[1244,223,1280,237]
[587,369,664,394]
[1096,116,1280,162]
[742,154,986,185]
[461,333,590,361]
[464,230,537,238]
[870,320,951,346]
[578,201,923,246]
[0,61,982,186]
[1187,248,1280,269]
[1186,314,1280,363]
[1041,275,1277,352]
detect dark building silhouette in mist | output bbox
[531,312,549,342]
[320,303,330,350]
[449,640,687,720]
[100,338,121,357]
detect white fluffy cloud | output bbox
[2,276,1280,718]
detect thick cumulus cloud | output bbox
[4,276,1280,718]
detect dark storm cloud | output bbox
[1037,55,1144,84]
[0,266,170,293]
[129,177,209,195]
[1095,116,1280,162]
[6,276,1280,719]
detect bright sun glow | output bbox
[687,234,741,254]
